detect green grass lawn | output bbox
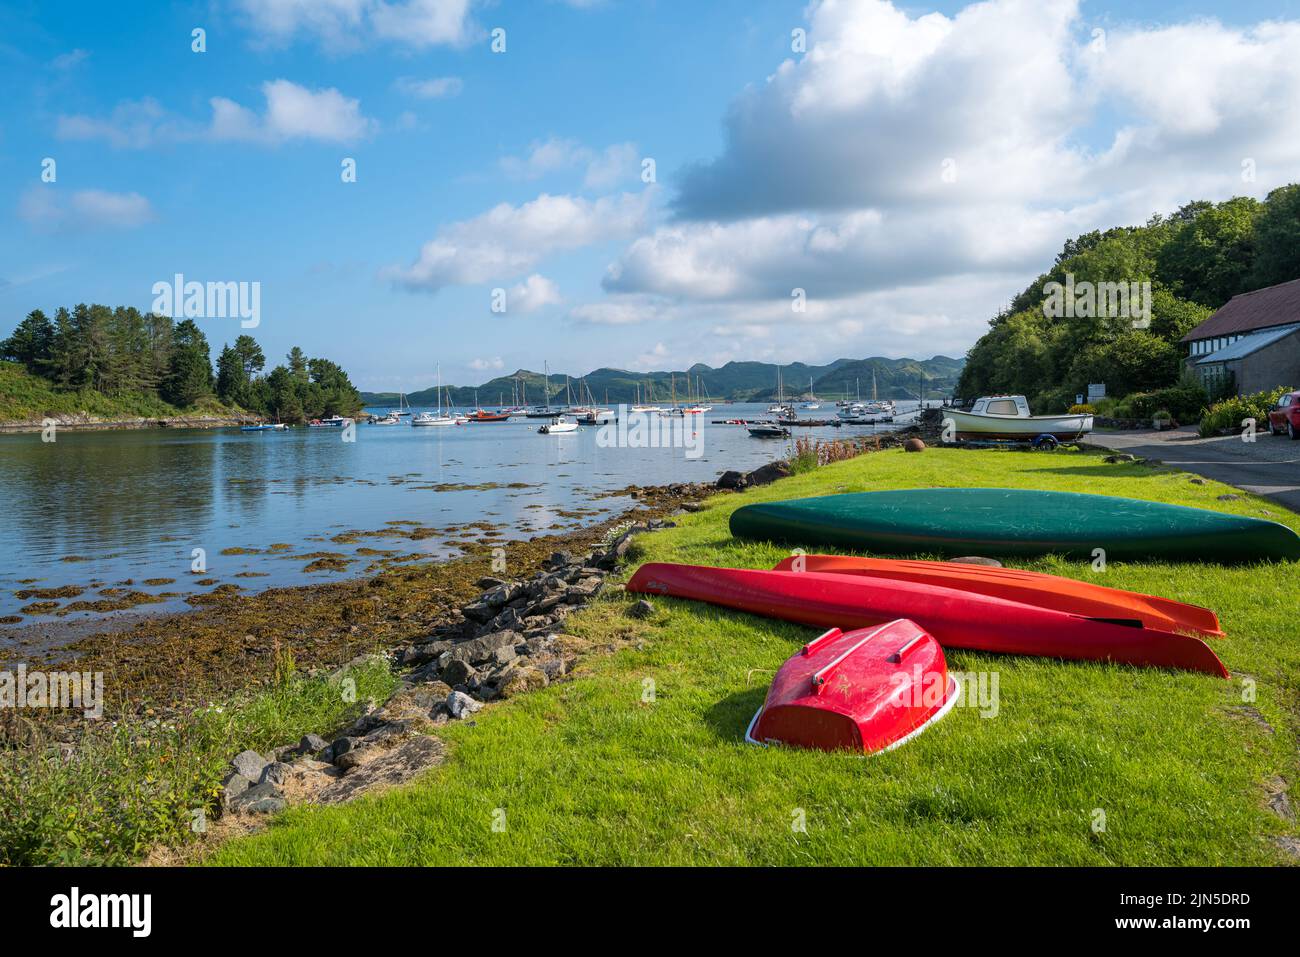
[208,447,1300,865]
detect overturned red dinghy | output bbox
[747,620,960,754]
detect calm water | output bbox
[0,402,919,628]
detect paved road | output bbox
[1088,427,1300,514]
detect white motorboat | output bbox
[539,416,579,434]
[943,395,1092,442]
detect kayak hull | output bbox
[771,554,1223,638]
[746,620,959,754]
[730,488,1300,563]
[625,563,1230,677]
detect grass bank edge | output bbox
[208,448,1300,866]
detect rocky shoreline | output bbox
[0,412,255,434]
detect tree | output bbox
[287,346,308,383]
[1155,196,1262,307]
[1249,184,1300,291]
[0,310,55,372]
[163,320,212,407]
[215,344,245,406]
[1067,332,1180,398]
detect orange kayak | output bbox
[770,555,1223,638]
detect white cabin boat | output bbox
[944,395,1092,442]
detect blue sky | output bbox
[2,0,1298,392]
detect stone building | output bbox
[1182,278,1300,396]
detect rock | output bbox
[475,576,507,589]
[259,761,293,786]
[903,438,926,452]
[297,733,329,755]
[744,460,792,487]
[947,556,1003,567]
[1268,790,1295,822]
[1189,477,1207,485]
[496,666,549,699]
[716,470,747,490]
[316,736,445,805]
[1103,454,1136,463]
[460,600,496,623]
[535,654,568,681]
[565,577,602,602]
[481,584,512,607]
[399,640,452,667]
[449,629,521,666]
[491,643,518,666]
[221,771,252,806]
[446,690,483,719]
[231,782,286,815]
[628,599,655,619]
[681,502,705,512]
[485,606,525,633]
[542,550,572,570]
[336,749,366,772]
[230,749,268,782]
[1216,494,1241,501]
[440,658,477,686]
[324,736,356,764]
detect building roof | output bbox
[1181,277,1300,343]
[1195,323,1300,365]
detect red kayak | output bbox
[626,563,1229,678]
[747,621,960,754]
[770,555,1223,638]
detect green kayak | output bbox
[729,488,1300,563]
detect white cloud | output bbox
[597,0,1300,345]
[394,76,463,99]
[236,0,479,51]
[57,81,376,148]
[468,356,505,370]
[19,187,155,230]
[210,80,377,143]
[50,49,89,70]
[385,190,653,291]
[507,274,563,313]
[500,137,640,189]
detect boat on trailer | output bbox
[746,620,959,754]
[944,395,1091,442]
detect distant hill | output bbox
[360,356,964,407]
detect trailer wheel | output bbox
[1031,433,1059,451]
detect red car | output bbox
[1267,390,1300,439]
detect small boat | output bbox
[240,423,287,432]
[731,488,1300,563]
[944,394,1091,442]
[746,621,959,754]
[465,409,510,422]
[411,411,454,427]
[371,411,402,425]
[539,416,579,434]
[308,415,350,428]
[771,555,1223,638]
[747,424,789,438]
[625,563,1230,677]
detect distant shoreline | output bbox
[0,414,254,434]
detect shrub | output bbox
[1198,385,1294,437]
[1110,382,1208,423]
[1068,403,1095,415]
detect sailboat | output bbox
[526,361,561,417]
[394,393,412,417]
[768,366,794,417]
[412,365,456,426]
[801,377,821,410]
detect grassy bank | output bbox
[0,360,241,423]
[0,657,397,865]
[208,447,1300,866]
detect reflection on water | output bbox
[0,403,913,623]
